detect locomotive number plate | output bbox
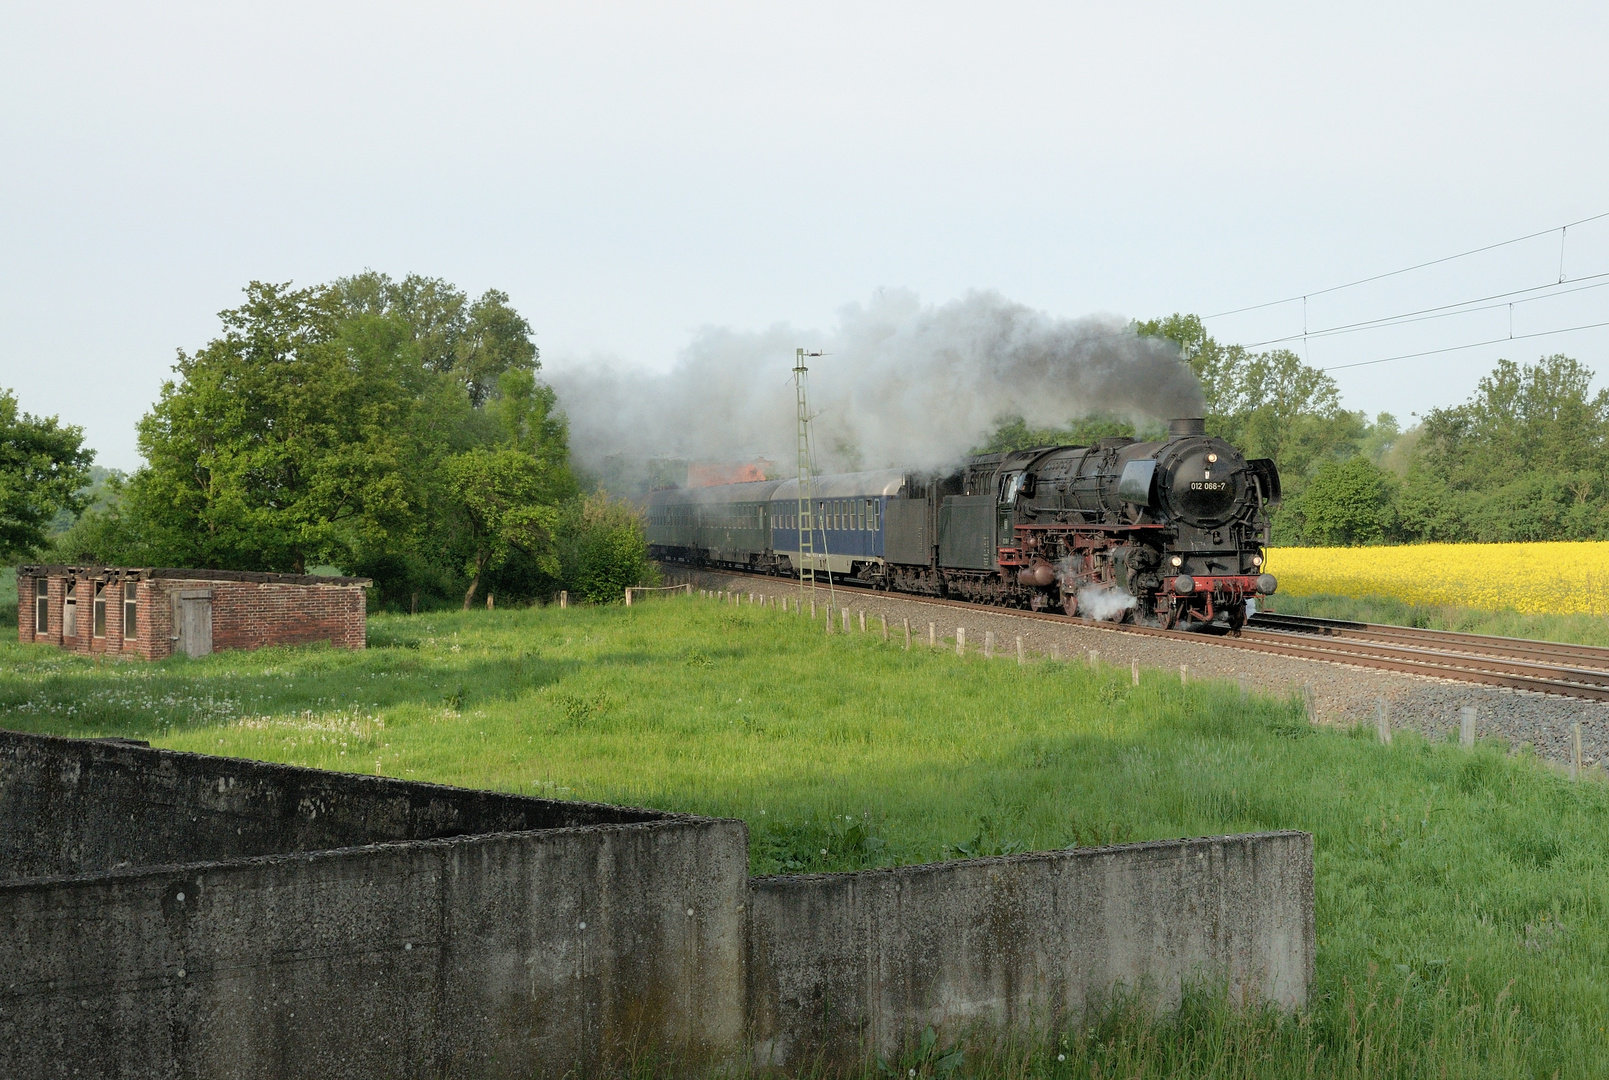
[1189,481,1228,491]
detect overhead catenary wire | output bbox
[1321,319,1609,372]
[1240,273,1609,349]
[1204,209,1609,320]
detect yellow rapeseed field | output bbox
[1266,542,1609,615]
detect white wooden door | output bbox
[176,590,213,657]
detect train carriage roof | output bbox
[646,479,785,507]
[771,468,907,501]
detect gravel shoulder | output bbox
[677,568,1609,770]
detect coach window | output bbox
[124,582,138,637]
[35,579,48,634]
[63,581,77,637]
[93,582,107,638]
[867,499,876,530]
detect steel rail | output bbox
[671,563,1609,702]
[1249,612,1609,668]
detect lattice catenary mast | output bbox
[793,349,833,604]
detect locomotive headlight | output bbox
[1170,555,1183,567]
[1207,453,1218,463]
[1252,554,1263,567]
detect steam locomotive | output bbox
[645,418,1281,629]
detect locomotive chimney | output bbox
[1168,417,1206,437]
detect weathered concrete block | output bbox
[0,730,1314,1076]
[746,832,1314,1068]
[0,731,749,1078]
[0,729,661,881]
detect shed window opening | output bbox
[124,582,137,637]
[35,578,48,634]
[93,582,106,638]
[63,581,77,637]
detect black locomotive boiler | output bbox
[646,418,1281,629]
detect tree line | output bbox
[5,291,1608,580]
[0,274,652,607]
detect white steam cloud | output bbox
[548,290,1204,478]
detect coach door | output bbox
[173,589,213,657]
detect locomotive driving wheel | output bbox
[1162,601,1180,630]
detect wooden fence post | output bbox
[1131,659,1139,686]
[559,590,568,609]
[1376,697,1392,745]
[903,617,910,650]
[984,630,994,659]
[1016,636,1024,665]
[956,628,966,656]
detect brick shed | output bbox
[15,566,370,660]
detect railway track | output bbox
[668,564,1609,703]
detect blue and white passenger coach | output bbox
[646,468,907,579]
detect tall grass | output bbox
[3,596,1607,1076]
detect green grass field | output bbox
[3,595,1608,1077]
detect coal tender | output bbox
[646,417,1281,630]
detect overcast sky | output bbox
[4,3,1608,470]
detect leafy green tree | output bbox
[445,448,563,608]
[0,389,94,561]
[564,491,654,604]
[1294,456,1399,545]
[1400,355,1609,542]
[132,282,412,573]
[333,273,537,407]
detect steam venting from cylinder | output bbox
[548,290,1207,477]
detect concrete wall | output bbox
[0,731,748,1078]
[0,729,1314,1076]
[747,832,1314,1069]
[0,729,665,881]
